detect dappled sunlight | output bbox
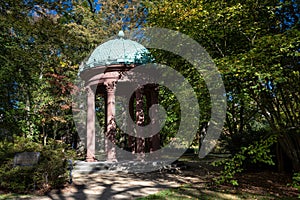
[47,172,180,199]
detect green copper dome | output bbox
[80,31,151,72]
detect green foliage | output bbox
[291,172,300,198]
[0,136,75,194]
[147,0,300,172]
[0,0,151,150]
[213,135,277,185]
[158,86,181,146]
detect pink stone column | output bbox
[135,87,145,160]
[150,86,160,152]
[128,95,135,152]
[86,86,96,162]
[105,81,117,162]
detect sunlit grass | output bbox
[136,185,295,200]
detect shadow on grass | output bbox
[136,185,298,200]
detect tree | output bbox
[146,0,300,172]
[0,0,87,142]
[0,0,150,147]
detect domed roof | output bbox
[80,31,151,72]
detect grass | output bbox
[136,185,297,200]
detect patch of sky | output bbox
[27,0,73,18]
[276,0,299,30]
[95,3,102,12]
[28,36,35,44]
[227,93,234,102]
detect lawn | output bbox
[137,185,297,200]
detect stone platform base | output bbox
[72,161,186,175]
[73,160,172,175]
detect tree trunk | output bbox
[277,130,300,172]
[43,125,47,146]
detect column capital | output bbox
[137,84,144,90]
[86,86,95,96]
[104,81,116,93]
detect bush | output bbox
[213,135,277,186]
[292,172,300,198]
[0,136,75,194]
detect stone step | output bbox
[72,160,171,174]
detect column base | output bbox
[86,156,96,162]
[106,158,118,162]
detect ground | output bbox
[136,157,299,200]
[0,156,299,199]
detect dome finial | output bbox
[118,30,125,38]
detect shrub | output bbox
[292,172,300,198]
[213,134,277,186]
[0,136,75,194]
